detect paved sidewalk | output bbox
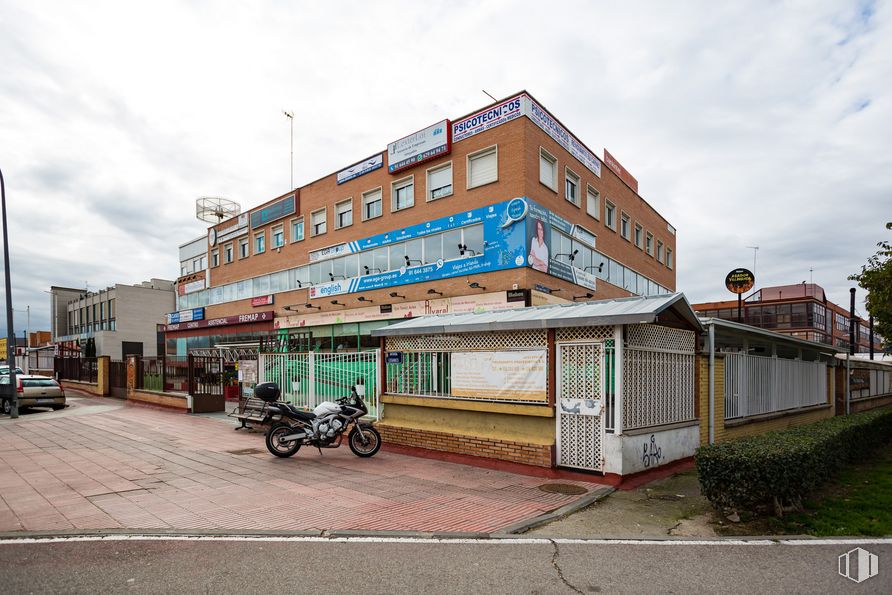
[0,396,606,534]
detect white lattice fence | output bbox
[623,348,696,429]
[558,414,602,470]
[724,354,827,420]
[385,330,546,351]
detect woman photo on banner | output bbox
[528,218,549,273]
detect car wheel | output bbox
[52,404,65,411]
[1,399,10,415]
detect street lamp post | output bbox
[1,167,19,418]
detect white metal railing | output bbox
[622,347,696,430]
[724,353,827,420]
[259,350,380,419]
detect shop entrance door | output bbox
[555,341,605,472]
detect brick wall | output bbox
[722,405,834,440]
[377,423,552,468]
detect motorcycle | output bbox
[256,382,381,459]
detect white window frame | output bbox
[646,231,654,256]
[426,162,453,201]
[311,208,327,237]
[620,212,631,241]
[290,217,304,243]
[239,237,249,259]
[254,231,265,255]
[565,167,580,207]
[224,242,233,264]
[271,224,285,248]
[362,187,383,221]
[211,250,219,267]
[335,198,353,230]
[467,145,499,189]
[667,248,674,269]
[657,239,664,263]
[539,147,557,191]
[391,176,415,212]
[605,200,616,231]
[586,185,600,220]
[634,223,643,249]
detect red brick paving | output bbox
[0,396,606,534]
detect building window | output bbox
[539,148,557,190]
[427,163,453,201]
[335,199,353,229]
[211,250,219,267]
[605,201,616,231]
[565,168,580,206]
[586,185,600,220]
[666,248,674,269]
[634,223,643,249]
[620,212,631,240]
[646,232,654,256]
[291,217,304,242]
[362,188,383,221]
[657,240,664,263]
[239,238,249,259]
[224,243,233,264]
[467,145,498,189]
[311,208,326,236]
[271,224,285,248]
[254,232,265,255]
[391,176,414,212]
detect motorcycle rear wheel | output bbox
[266,423,302,458]
[348,425,381,458]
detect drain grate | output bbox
[226,448,265,455]
[538,483,588,495]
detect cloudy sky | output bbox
[1,0,889,336]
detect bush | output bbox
[696,408,892,514]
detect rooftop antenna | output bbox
[809,267,813,284]
[283,110,294,189]
[482,90,497,102]
[196,197,241,224]
[745,245,759,276]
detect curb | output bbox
[493,485,616,536]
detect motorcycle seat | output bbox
[283,404,315,420]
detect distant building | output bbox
[49,280,175,359]
[693,283,883,353]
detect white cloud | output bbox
[1,0,889,334]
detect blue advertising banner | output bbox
[310,198,529,298]
[167,308,205,324]
[526,199,596,291]
[250,194,296,229]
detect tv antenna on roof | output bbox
[745,245,759,276]
[482,90,497,102]
[196,197,241,224]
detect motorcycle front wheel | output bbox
[348,425,381,458]
[265,423,302,458]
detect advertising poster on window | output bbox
[526,200,596,291]
[451,351,547,402]
[308,198,529,299]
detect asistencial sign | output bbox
[387,119,452,174]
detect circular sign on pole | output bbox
[725,268,755,294]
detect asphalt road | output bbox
[0,537,889,594]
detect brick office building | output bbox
[693,283,883,353]
[164,92,677,354]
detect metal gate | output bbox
[259,350,381,419]
[556,341,605,471]
[108,360,127,399]
[188,355,224,399]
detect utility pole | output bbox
[283,111,294,189]
[1,166,18,418]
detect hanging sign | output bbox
[725,268,755,294]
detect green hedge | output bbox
[696,408,892,513]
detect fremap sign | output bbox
[725,268,755,294]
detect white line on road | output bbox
[1,535,891,546]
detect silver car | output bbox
[1,375,66,414]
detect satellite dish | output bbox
[196,197,241,224]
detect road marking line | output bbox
[1,535,890,546]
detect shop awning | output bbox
[371,292,703,337]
